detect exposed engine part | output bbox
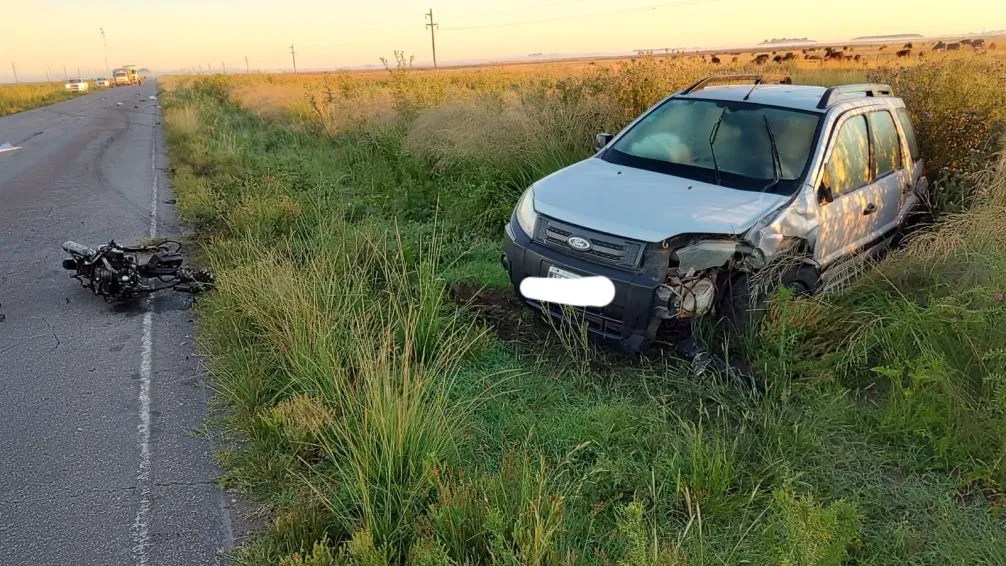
[62,239,213,302]
[662,269,718,318]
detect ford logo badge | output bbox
[567,236,591,251]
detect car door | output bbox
[894,106,927,220]
[814,112,886,266]
[865,109,905,238]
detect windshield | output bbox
[602,98,822,194]
[69,79,81,84]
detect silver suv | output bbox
[501,74,928,353]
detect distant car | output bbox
[96,78,111,87]
[65,78,89,92]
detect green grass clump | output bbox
[163,56,1006,565]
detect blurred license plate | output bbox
[547,266,581,279]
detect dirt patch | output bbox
[449,280,549,343]
[955,477,1006,512]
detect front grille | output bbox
[535,217,644,270]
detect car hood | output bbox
[532,158,789,243]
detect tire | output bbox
[718,263,818,334]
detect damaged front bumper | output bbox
[502,216,695,352]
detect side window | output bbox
[822,115,870,198]
[896,107,920,162]
[869,110,902,178]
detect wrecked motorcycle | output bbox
[62,240,213,301]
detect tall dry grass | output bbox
[0,82,76,116]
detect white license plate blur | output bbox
[547,266,581,280]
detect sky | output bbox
[2,0,1005,82]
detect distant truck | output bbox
[112,68,131,86]
[112,66,143,86]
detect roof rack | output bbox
[816,84,893,109]
[681,74,793,95]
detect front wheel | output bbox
[717,263,818,334]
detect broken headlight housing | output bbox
[675,238,765,271]
[514,186,538,237]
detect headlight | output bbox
[514,186,538,237]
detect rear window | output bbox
[895,107,920,161]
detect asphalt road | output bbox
[0,83,236,564]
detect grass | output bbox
[162,48,1006,564]
[0,82,82,117]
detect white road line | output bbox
[132,92,159,566]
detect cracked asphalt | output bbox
[0,83,238,564]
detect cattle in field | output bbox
[711,56,721,64]
[933,41,946,50]
[773,55,783,63]
[753,54,770,64]
[896,49,911,58]
[783,52,795,61]
[947,42,961,51]
[972,39,985,49]
[879,45,887,50]
[903,42,913,49]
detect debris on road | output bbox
[62,239,213,302]
[0,142,21,154]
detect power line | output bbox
[425,9,439,69]
[441,0,720,31]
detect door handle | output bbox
[863,203,877,215]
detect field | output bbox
[161,43,1006,564]
[0,82,81,117]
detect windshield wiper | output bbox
[762,114,782,193]
[708,107,728,186]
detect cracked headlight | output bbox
[514,186,538,237]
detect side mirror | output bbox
[817,166,835,204]
[595,133,614,152]
[817,182,834,205]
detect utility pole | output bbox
[63,66,68,81]
[244,55,249,74]
[290,44,297,73]
[221,61,226,74]
[425,9,438,69]
[77,66,81,78]
[100,27,110,75]
[11,62,18,85]
[47,67,52,83]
